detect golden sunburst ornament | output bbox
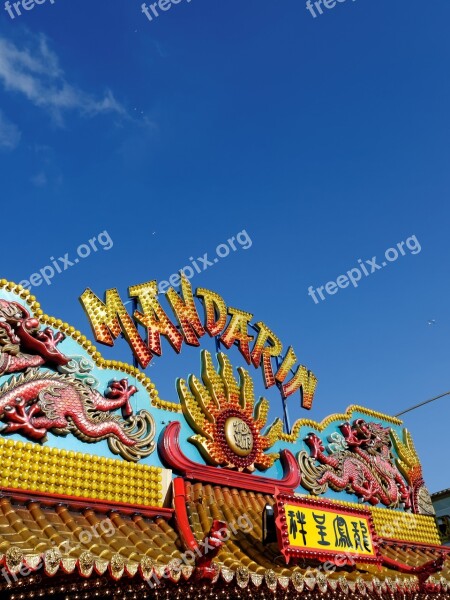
[177,350,279,471]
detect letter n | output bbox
[275,347,318,409]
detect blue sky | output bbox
[1,0,450,493]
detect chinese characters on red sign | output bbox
[274,494,381,566]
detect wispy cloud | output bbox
[29,145,64,188]
[0,33,125,124]
[0,111,21,150]
[30,171,47,187]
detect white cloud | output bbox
[0,111,21,150]
[0,33,125,123]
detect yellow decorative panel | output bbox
[370,506,441,545]
[298,495,441,546]
[0,437,170,508]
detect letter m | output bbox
[79,288,151,367]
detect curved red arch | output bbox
[159,421,300,494]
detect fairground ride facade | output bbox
[0,277,447,600]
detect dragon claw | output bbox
[5,398,28,419]
[106,379,137,418]
[37,328,65,348]
[53,332,66,344]
[107,379,136,398]
[4,397,26,412]
[2,398,47,439]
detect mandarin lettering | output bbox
[80,274,317,409]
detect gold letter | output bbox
[129,281,183,355]
[196,288,228,336]
[166,274,205,346]
[79,288,151,368]
[220,308,254,365]
[275,347,318,409]
[250,322,282,388]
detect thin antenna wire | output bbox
[395,391,450,417]
[124,299,140,413]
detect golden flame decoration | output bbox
[177,350,280,471]
[391,428,435,515]
[391,429,422,484]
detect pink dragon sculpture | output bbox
[303,419,412,509]
[0,300,154,460]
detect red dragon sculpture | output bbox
[0,300,69,374]
[300,419,412,509]
[0,300,155,460]
[194,520,228,581]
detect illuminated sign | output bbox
[80,274,318,408]
[274,494,381,565]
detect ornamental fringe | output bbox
[1,547,449,594]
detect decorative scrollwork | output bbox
[297,450,328,495]
[108,409,156,462]
[57,355,99,388]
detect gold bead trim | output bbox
[370,505,441,545]
[0,437,167,507]
[280,405,403,443]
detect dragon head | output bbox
[362,421,391,451]
[208,520,228,549]
[0,300,69,366]
[341,419,391,452]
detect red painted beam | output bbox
[173,477,200,552]
[0,487,173,519]
[381,553,444,575]
[379,538,450,554]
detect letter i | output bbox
[357,259,370,276]
[189,257,202,274]
[50,257,63,274]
